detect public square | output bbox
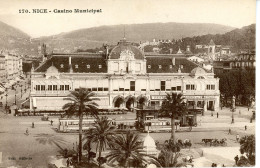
[0,105,255,168]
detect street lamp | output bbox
[5,89,8,114]
[15,87,17,105]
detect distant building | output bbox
[0,54,5,83]
[213,52,255,74]
[188,56,204,63]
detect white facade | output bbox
[30,40,220,112]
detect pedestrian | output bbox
[222,164,225,167]
[236,134,240,142]
[245,125,247,131]
[234,155,239,165]
[228,128,231,135]
[239,110,241,115]
[217,112,219,118]
[50,120,53,126]
[25,128,29,135]
[32,122,34,128]
[66,158,70,167]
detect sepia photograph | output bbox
[0,0,256,167]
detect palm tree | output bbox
[154,149,185,167]
[62,88,99,162]
[239,135,255,164]
[84,116,116,167]
[160,93,186,143]
[106,131,150,168]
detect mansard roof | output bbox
[35,54,107,73]
[146,56,198,73]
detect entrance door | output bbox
[207,101,214,110]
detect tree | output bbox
[62,88,99,162]
[106,131,150,168]
[155,149,184,167]
[239,135,255,165]
[160,93,186,143]
[84,116,116,167]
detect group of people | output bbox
[66,158,73,167]
[211,163,225,167]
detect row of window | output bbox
[60,64,103,69]
[35,85,70,91]
[147,65,184,69]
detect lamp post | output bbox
[20,84,23,98]
[5,89,8,114]
[231,96,236,124]
[14,87,17,105]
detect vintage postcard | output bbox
[0,0,256,167]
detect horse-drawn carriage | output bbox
[202,138,227,146]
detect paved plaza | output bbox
[0,106,255,167]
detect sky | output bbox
[0,0,256,38]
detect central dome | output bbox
[109,39,145,60]
[143,133,156,149]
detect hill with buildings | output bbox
[0,21,37,55]
[150,24,255,54]
[33,22,235,53]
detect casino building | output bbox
[29,39,220,112]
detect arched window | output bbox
[60,64,64,68]
[75,64,78,69]
[159,65,162,69]
[87,65,90,69]
[148,65,151,69]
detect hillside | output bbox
[159,24,256,54]
[0,21,37,55]
[34,22,235,52]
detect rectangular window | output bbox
[98,87,103,91]
[53,85,57,91]
[36,85,40,91]
[161,81,165,91]
[186,84,195,90]
[207,85,215,90]
[171,87,176,91]
[65,85,69,90]
[87,88,92,91]
[41,85,45,91]
[119,88,124,91]
[125,89,129,91]
[177,86,181,91]
[48,85,52,91]
[166,89,171,91]
[92,88,97,91]
[130,81,135,91]
[104,88,108,91]
[60,85,64,90]
[141,89,146,91]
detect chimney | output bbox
[69,56,73,73]
[69,56,71,65]
[172,57,175,65]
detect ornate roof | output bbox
[109,39,145,60]
[191,67,207,75]
[146,57,198,73]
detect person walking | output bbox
[234,155,239,165]
[228,128,231,135]
[32,122,34,128]
[25,128,29,135]
[236,134,240,142]
[245,125,247,131]
[217,112,219,118]
[50,120,53,126]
